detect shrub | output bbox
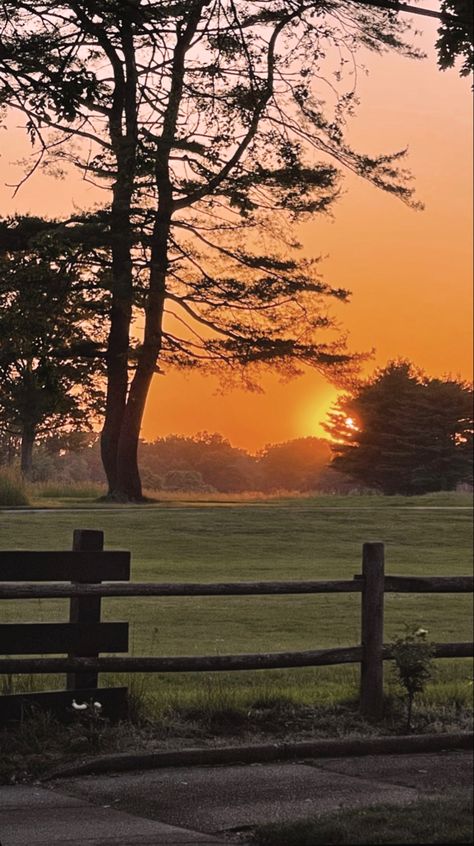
[390,624,435,731]
[162,469,215,492]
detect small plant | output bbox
[390,624,435,731]
[69,698,108,751]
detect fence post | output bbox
[66,529,103,693]
[359,542,385,721]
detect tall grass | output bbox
[0,470,29,506]
[29,480,105,500]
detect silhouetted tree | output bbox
[0,217,105,477]
[436,0,473,79]
[0,2,422,500]
[324,361,473,495]
[258,437,331,491]
[350,0,473,79]
[139,432,257,492]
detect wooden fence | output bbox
[0,530,472,722]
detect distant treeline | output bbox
[2,431,357,494]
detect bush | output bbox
[390,624,435,731]
[162,469,215,492]
[0,470,29,506]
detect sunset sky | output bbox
[1,5,472,452]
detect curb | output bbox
[44,731,473,781]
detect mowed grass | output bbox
[252,792,474,845]
[1,494,472,709]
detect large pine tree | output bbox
[324,361,473,495]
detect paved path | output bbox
[0,784,228,845]
[2,749,469,845]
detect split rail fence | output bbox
[0,529,472,722]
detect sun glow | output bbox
[345,417,358,431]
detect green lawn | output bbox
[252,792,474,845]
[1,494,472,708]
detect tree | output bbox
[139,432,258,492]
[258,437,331,491]
[324,361,473,495]
[0,217,105,477]
[349,0,473,78]
[436,0,473,79]
[0,1,422,500]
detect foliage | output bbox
[324,360,473,495]
[390,624,435,731]
[140,432,259,493]
[0,1,422,499]
[162,469,213,493]
[21,432,106,484]
[1,426,360,492]
[5,411,471,495]
[436,0,474,80]
[0,217,106,476]
[257,437,331,491]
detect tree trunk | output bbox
[106,10,201,501]
[100,270,133,493]
[100,140,136,493]
[113,194,171,501]
[100,22,138,495]
[114,367,155,501]
[20,424,35,479]
[113,241,168,501]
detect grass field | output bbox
[1,493,472,712]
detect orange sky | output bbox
[1,8,472,451]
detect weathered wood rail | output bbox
[1,642,471,675]
[1,532,472,722]
[1,575,472,599]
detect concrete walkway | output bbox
[0,784,228,845]
[1,750,471,845]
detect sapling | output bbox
[390,625,434,731]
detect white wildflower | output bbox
[72,699,88,711]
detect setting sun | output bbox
[345,417,359,432]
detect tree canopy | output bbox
[0,216,105,476]
[0,1,424,499]
[324,361,473,495]
[257,436,331,491]
[436,0,474,80]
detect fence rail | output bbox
[1,532,473,722]
[0,575,471,600]
[0,641,471,677]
